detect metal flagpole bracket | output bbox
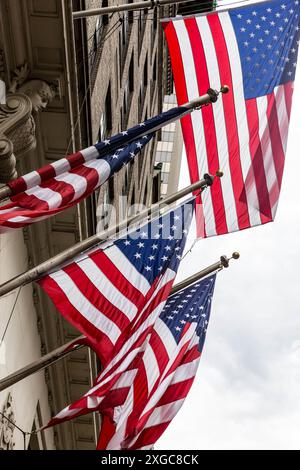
[202,169,223,189]
[207,84,230,103]
[207,88,219,103]
[203,173,214,187]
[220,252,240,268]
[192,85,230,110]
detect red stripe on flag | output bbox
[89,251,143,309]
[162,21,200,202]
[245,99,272,223]
[266,93,286,192]
[125,362,149,438]
[156,377,195,408]
[149,330,170,375]
[63,263,131,332]
[97,416,116,450]
[284,81,294,122]
[7,177,27,195]
[184,17,228,235]
[127,423,170,450]
[207,14,250,231]
[37,163,57,184]
[11,192,50,211]
[38,275,115,364]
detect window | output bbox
[128,0,134,23]
[102,0,109,25]
[129,54,134,93]
[152,172,161,203]
[108,176,114,202]
[105,82,112,134]
[99,83,112,140]
[143,179,148,205]
[161,172,169,184]
[153,7,158,30]
[143,54,148,87]
[162,131,174,142]
[152,53,157,82]
[156,151,172,163]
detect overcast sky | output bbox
[157,0,300,451]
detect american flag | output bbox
[163,0,300,237]
[38,199,194,368]
[97,274,216,450]
[44,270,216,451]
[0,104,190,233]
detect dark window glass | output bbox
[105,82,112,133]
[152,53,157,82]
[129,54,134,93]
[102,0,109,25]
[128,0,134,24]
[143,54,148,87]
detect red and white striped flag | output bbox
[44,270,216,451]
[97,274,216,450]
[0,102,191,233]
[0,136,151,233]
[40,199,193,430]
[39,197,194,369]
[163,0,300,237]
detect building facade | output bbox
[155,93,183,198]
[0,0,174,450]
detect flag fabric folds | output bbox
[38,199,194,367]
[99,274,216,450]
[44,272,216,451]
[163,0,300,237]
[0,103,191,233]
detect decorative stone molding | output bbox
[0,93,35,158]
[0,62,56,183]
[0,393,16,450]
[9,63,56,113]
[0,136,16,183]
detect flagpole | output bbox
[0,252,239,393]
[0,173,222,298]
[170,251,240,296]
[73,0,198,19]
[0,88,228,202]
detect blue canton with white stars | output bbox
[101,134,153,175]
[94,105,189,158]
[160,274,216,353]
[230,0,300,98]
[115,199,195,285]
